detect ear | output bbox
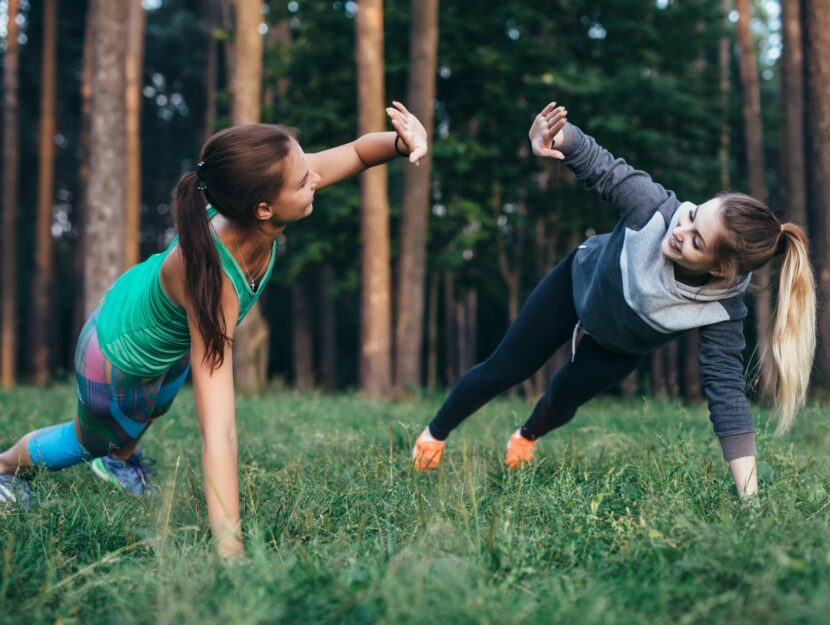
[709,266,725,278]
[255,201,273,221]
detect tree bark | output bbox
[73,1,95,344]
[1,0,21,388]
[426,269,439,389]
[736,0,772,392]
[124,0,146,269]
[31,0,58,385]
[84,0,127,318]
[394,0,439,391]
[356,0,393,396]
[229,0,270,393]
[204,0,218,141]
[291,283,314,391]
[443,271,457,386]
[781,0,806,226]
[719,0,731,190]
[682,329,702,401]
[804,0,830,384]
[319,265,338,392]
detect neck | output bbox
[673,263,712,287]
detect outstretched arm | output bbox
[528,101,679,226]
[307,101,428,189]
[189,281,244,559]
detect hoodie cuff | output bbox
[557,122,578,156]
[719,432,757,461]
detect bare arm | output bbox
[307,101,428,189]
[730,455,758,498]
[188,280,243,559]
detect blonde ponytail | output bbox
[765,223,816,433]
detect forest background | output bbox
[1,0,829,406]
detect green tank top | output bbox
[96,207,277,377]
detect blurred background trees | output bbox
[1,0,828,405]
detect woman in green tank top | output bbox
[0,102,428,559]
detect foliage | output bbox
[1,386,829,624]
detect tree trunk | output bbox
[229,0,270,393]
[651,348,666,396]
[204,0,218,141]
[1,0,21,388]
[84,0,128,318]
[464,287,477,372]
[682,329,702,401]
[73,1,94,345]
[319,265,338,392]
[426,269,439,389]
[804,0,830,384]
[356,0,392,397]
[719,0,731,190]
[124,0,146,269]
[443,271,457,386]
[781,0,806,226]
[736,0,772,392]
[31,0,58,385]
[394,0,439,391]
[665,339,679,397]
[291,283,314,391]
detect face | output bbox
[259,142,321,226]
[661,198,727,276]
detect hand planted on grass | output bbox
[386,100,428,165]
[529,102,568,160]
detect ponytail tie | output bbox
[195,161,208,191]
[776,222,787,255]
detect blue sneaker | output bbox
[0,473,31,509]
[90,450,156,497]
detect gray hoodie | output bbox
[559,123,756,461]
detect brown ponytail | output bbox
[174,124,296,370]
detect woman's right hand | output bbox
[529,102,568,159]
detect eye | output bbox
[692,238,701,251]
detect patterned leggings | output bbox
[73,308,191,457]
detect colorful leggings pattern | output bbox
[74,308,191,457]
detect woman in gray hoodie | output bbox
[413,102,816,498]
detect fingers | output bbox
[391,100,411,116]
[540,101,557,116]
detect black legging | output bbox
[429,252,644,441]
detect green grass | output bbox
[1,385,829,625]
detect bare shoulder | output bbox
[160,244,187,307]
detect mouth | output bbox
[668,235,681,255]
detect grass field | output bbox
[1,385,829,625]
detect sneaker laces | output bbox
[126,452,156,488]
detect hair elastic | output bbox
[195,161,208,191]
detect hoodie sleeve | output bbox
[557,123,681,230]
[697,319,757,461]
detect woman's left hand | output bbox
[386,101,428,164]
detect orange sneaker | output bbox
[505,430,536,469]
[412,427,445,472]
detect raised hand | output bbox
[529,102,568,159]
[386,100,429,164]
